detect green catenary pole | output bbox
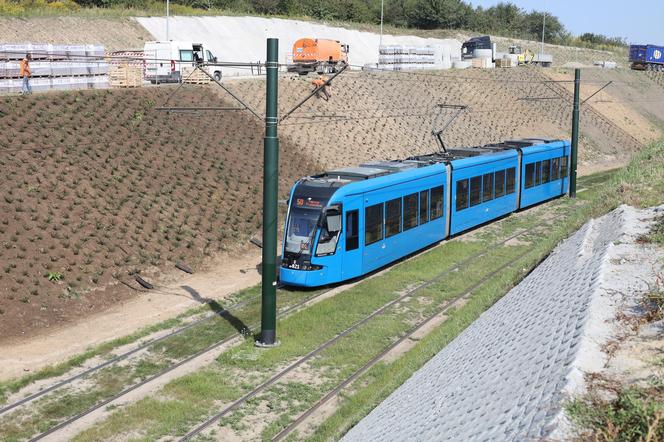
[258,38,279,347]
[569,68,580,198]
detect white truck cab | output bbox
[143,41,222,83]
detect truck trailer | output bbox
[629,44,664,71]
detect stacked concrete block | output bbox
[379,44,436,71]
[0,42,109,94]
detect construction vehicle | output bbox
[287,38,349,75]
[629,44,664,71]
[462,36,496,61]
[143,41,222,83]
[508,46,552,67]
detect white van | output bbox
[143,41,222,83]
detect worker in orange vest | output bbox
[312,74,331,101]
[20,54,32,95]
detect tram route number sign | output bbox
[296,198,323,209]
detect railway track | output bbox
[270,248,540,441]
[23,286,333,442]
[23,224,527,442]
[9,173,609,441]
[0,290,263,417]
[179,226,545,441]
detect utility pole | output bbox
[569,68,580,198]
[379,0,384,48]
[541,10,546,54]
[257,38,279,347]
[166,0,170,41]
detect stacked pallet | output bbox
[495,58,513,68]
[108,63,143,88]
[0,43,109,93]
[180,65,210,84]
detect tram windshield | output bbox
[285,207,321,254]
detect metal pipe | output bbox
[258,38,280,347]
[570,68,580,198]
[166,0,170,41]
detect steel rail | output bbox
[269,186,617,441]
[178,225,538,440]
[25,287,334,442]
[0,288,280,416]
[22,173,605,439]
[271,246,542,442]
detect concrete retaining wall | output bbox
[135,16,461,77]
[344,208,630,441]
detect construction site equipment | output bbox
[629,44,664,71]
[287,38,349,75]
[508,46,552,67]
[143,41,221,83]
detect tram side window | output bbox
[456,179,469,211]
[534,161,542,186]
[365,203,383,246]
[542,159,551,183]
[419,190,429,224]
[385,198,402,238]
[404,193,419,230]
[482,173,494,202]
[345,210,359,251]
[561,156,568,177]
[431,186,444,219]
[551,157,560,181]
[495,170,506,198]
[470,176,482,207]
[506,168,516,194]
[525,163,535,189]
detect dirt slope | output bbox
[0,86,317,341]
[0,17,150,51]
[223,67,658,171]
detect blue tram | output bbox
[280,138,570,287]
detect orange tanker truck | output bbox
[287,38,349,75]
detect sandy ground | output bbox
[0,248,261,381]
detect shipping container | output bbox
[629,44,664,70]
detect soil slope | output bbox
[0,17,150,51]
[223,67,660,171]
[0,86,317,341]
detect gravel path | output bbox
[343,207,633,441]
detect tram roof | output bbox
[304,138,565,188]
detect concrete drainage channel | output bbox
[343,205,664,441]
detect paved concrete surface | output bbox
[343,208,628,442]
